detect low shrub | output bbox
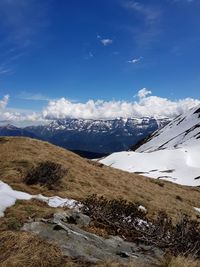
[23,161,66,189]
[82,195,200,259]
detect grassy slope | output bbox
[0,136,200,220]
[1,137,200,267]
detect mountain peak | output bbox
[136,104,200,153]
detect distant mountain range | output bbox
[0,117,170,157]
[100,105,200,186]
[0,124,38,139]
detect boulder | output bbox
[22,211,164,265]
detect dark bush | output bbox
[24,161,66,189]
[82,195,200,258]
[82,195,147,238]
[176,195,183,201]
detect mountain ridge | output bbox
[0,117,170,155]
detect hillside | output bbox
[100,105,200,186]
[1,137,200,267]
[0,137,200,220]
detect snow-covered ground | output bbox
[194,207,200,214]
[100,146,200,186]
[100,105,200,186]
[0,180,80,217]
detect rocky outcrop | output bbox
[22,210,164,265]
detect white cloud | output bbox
[42,90,200,120]
[100,39,113,46]
[0,95,9,110]
[97,34,113,46]
[0,95,42,123]
[128,57,143,64]
[137,88,151,98]
[1,91,200,124]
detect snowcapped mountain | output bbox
[136,105,200,152]
[25,117,170,154]
[100,105,200,186]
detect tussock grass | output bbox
[161,256,200,267]
[0,231,63,267]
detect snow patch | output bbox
[0,181,80,217]
[194,207,200,213]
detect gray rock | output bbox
[53,210,91,227]
[22,211,164,265]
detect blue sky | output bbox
[0,0,200,123]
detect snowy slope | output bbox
[100,147,200,186]
[100,105,200,186]
[136,105,200,152]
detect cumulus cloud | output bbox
[42,89,200,120]
[128,57,143,64]
[1,91,200,124]
[137,88,151,98]
[0,95,42,123]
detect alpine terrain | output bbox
[1,137,200,267]
[100,104,200,186]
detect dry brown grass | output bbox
[161,256,200,267]
[0,230,89,267]
[0,199,57,231]
[0,231,63,267]
[0,137,200,223]
[0,227,199,267]
[95,262,155,267]
[1,139,200,267]
[84,257,200,267]
[0,137,200,221]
